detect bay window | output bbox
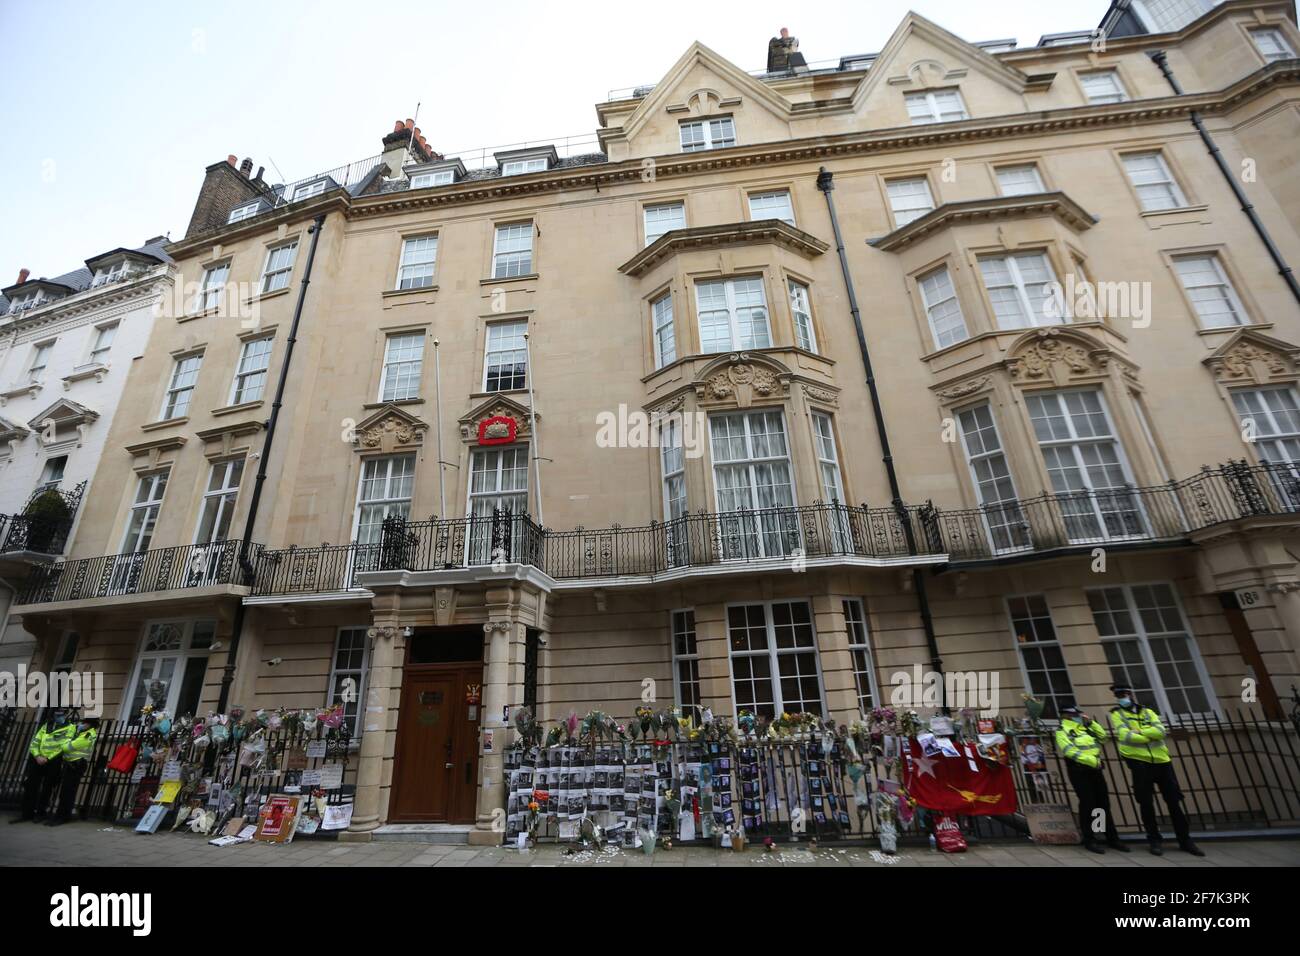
[1232,386,1300,465]
[918,265,968,349]
[651,293,676,367]
[788,280,816,352]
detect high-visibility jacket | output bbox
[1055,717,1107,769]
[1109,705,1170,763]
[29,721,75,759]
[61,726,98,763]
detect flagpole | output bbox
[523,329,543,526]
[433,338,446,517]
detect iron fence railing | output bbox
[505,711,1299,846]
[926,460,1300,563]
[16,539,257,605]
[16,462,1300,604]
[0,716,354,831]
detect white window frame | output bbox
[694,276,771,354]
[293,179,328,201]
[670,609,702,718]
[501,157,548,176]
[229,336,273,405]
[679,116,736,152]
[88,322,117,365]
[492,222,534,279]
[917,265,969,350]
[1122,151,1188,211]
[260,241,298,294]
[957,402,1032,554]
[885,177,935,227]
[843,598,879,715]
[466,445,529,564]
[748,190,795,227]
[708,409,799,560]
[788,280,817,353]
[227,202,259,224]
[195,262,230,313]
[725,600,826,718]
[1080,70,1128,104]
[35,455,68,495]
[379,331,425,402]
[193,458,244,545]
[120,471,169,554]
[120,619,216,721]
[1086,582,1219,719]
[396,234,438,290]
[643,202,686,245]
[978,251,1062,328]
[410,169,455,189]
[27,340,55,381]
[327,626,371,741]
[1026,388,1147,543]
[8,290,45,314]
[651,292,676,368]
[1006,594,1076,721]
[353,454,416,548]
[904,89,968,125]
[1173,254,1248,329]
[162,353,203,419]
[1231,386,1300,465]
[483,319,528,392]
[811,412,845,504]
[995,164,1045,197]
[1251,27,1296,62]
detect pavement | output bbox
[3,819,1299,867]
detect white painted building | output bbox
[0,239,173,673]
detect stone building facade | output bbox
[11,1,1300,842]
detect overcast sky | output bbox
[0,0,1112,281]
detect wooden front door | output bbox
[390,663,483,823]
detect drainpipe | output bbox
[816,168,944,697]
[1148,51,1300,307]
[217,213,327,712]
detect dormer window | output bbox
[410,169,455,189]
[905,89,967,125]
[8,290,44,314]
[90,260,137,287]
[293,179,328,201]
[501,157,547,176]
[227,202,259,224]
[680,117,736,152]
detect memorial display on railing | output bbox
[502,704,1024,855]
[101,703,355,844]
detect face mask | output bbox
[1117,698,1132,708]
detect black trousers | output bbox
[19,755,62,819]
[53,760,87,821]
[1125,757,1190,846]
[1065,760,1119,846]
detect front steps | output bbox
[371,823,473,845]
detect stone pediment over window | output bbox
[194,418,263,461]
[1004,327,1136,387]
[458,394,535,444]
[28,398,99,447]
[692,352,792,409]
[871,193,1096,252]
[353,404,428,454]
[0,414,29,454]
[619,221,828,278]
[1203,329,1300,385]
[124,434,186,473]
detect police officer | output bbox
[10,709,75,823]
[1055,705,1128,854]
[46,715,99,827]
[1108,683,1204,856]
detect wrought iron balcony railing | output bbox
[16,539,257,605]
[0,481,87,558]
[14,461,1300,606]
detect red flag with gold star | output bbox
[901,738,1017,815]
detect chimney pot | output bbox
[405,118,414,129]
[394,120,405,132]
[240,157,253,177]
[17,267,30,285]
[227,154,237,166]
[256,166,265,180]
[780,27,788,38]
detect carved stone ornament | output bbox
[936,376,991,402]
[1209,342,1292,382]
[1005,328,1113,385]
[801,383,838,407]
[352,405,428,454]
[694,353,790,409]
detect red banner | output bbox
[901,738,1017,816]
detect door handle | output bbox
[444,762,454,769]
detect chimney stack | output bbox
[240,157,253,177]
[227,154,237,167]
[767,27,805,73]
[16,268,30,285]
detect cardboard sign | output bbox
[305,740,327,759]
[254,794,301,844]
[317,763,344,790]
[1025,803,1081,845]
[321,803,353,831]
[284,748,308,771]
